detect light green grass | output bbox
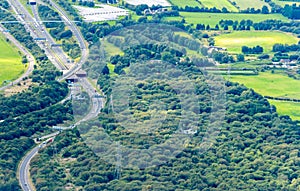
[0,35,24,86]
[103,40,124,56]
[228,71,300,120]
[268,100,300,121]
[200,0,239,12]
[168,0,202,7]
[178,12,288,26]
[228,71,300,99]
[214,31,298,53]
[273,0,300,6]
[19,0,34,16]
[233,0,271,10]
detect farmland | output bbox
[272,0,300,6]
[228,71,300,120]
[0,34,24,86]
[200,0,239,12]
[168,0,201,7]
[177,12,288,26]
[233,0,271,10]
[214,31,298,53]
[269,100,300,121]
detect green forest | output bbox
[30,21,300,191]
[0,0,300,190]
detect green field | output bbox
[233,0,271,10]
[269,100,300,121]
[200,0,238,12]
[214,31,298,53]
[272,0,300,6]
[168,0,202,7]
[177,12,288,26]
[228,71,300,120]
[0,34,24,86]
[103,39,124,56]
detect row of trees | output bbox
[272,43,300,53]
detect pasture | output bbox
[228,71,300,99]
[214,31,298,53]
[272,0,300,6]
[269,100,300,121]
[233,0,271,10]
[178,12,288,26]
[0,34,24,86]
[168,0,201,7]
[200,0,238,12]
[228,71,300,120]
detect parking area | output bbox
[73,4,129,22]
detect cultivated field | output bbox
[178,12,288,26]
[124,0,171,6]
[0,34,24,86]
[200,0,238,12]
[232,0,271,10]
[228,71,300,120]
[168,0,202,7]
[214,31,298,53]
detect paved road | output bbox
[14,1,103,191]
[7,0,66,71]
[19,136,57,191]
[0,24,34,91]
[31,4,69,69]
[19,145,39,191]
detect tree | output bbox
[262,5,269,14]
[206,24,210,30]
[102,65,109,75]
[237,54,245,62]
[22,56,28,64]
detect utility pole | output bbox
[114,141,122,180]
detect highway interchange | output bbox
[1,0,104,190]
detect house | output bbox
[28,0,36,5]
[143,8,169,15]
[207,46,227,54]
[279,59,290,64]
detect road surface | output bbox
[19,145,39,191]
[13,1,103,191]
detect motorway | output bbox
[0,24,34,91]
[11,1,103,190]
[31,4,69,69]
[18,145,40,191]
